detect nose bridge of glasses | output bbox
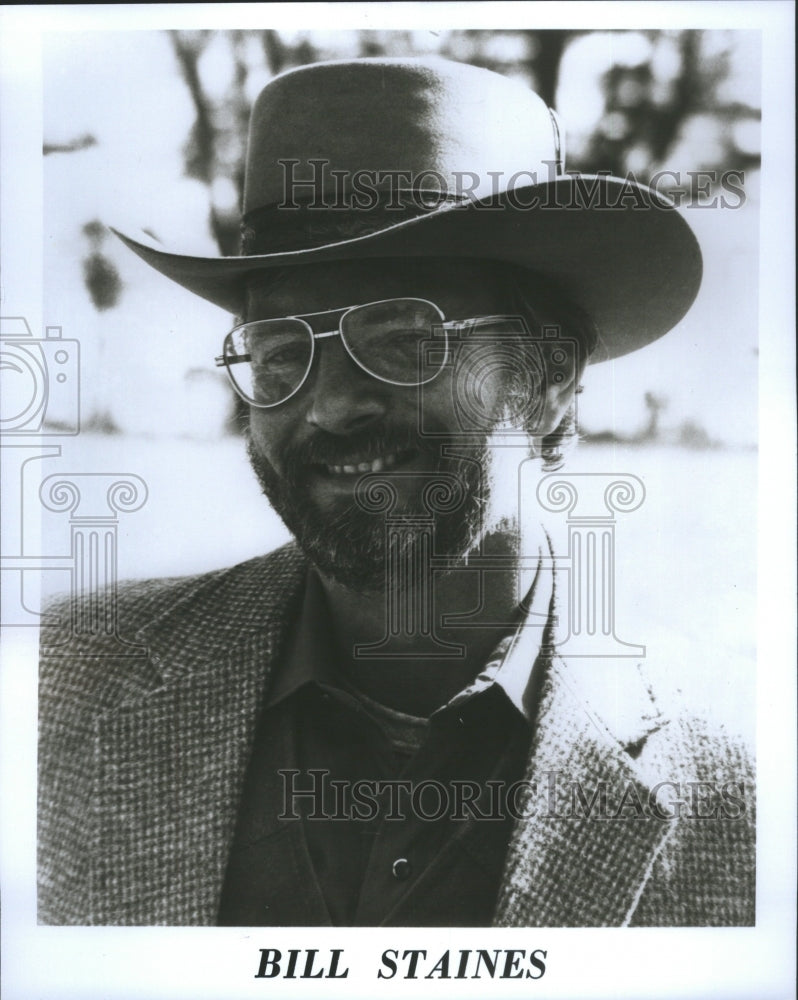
[304,321,391,426]
[308,319,367,386]
[300,305,351,337]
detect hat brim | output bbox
[112,175,702,362]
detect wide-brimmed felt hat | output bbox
[113,57,702,361]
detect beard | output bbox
[246,422,499,594]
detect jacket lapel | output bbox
[93,546,307,925]
[494,654,678,927]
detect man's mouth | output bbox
[316,448,417,477]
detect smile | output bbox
[321,449,415,476]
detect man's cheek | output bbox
[248,419,284,465]
[417,373,461,436]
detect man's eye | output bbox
[384,331,423,351]
[255,344,307,368]
[267,348,301,364]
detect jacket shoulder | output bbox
[39,542,306,706]
[43,541,303,636]
[551,656,756,926]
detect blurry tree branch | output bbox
[171,31,215,184]
[43,133,97,156]
[568,30,760,180]
[527,29,573,106]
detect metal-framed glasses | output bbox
[215,297,511,409]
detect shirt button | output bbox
[392,857,411,881]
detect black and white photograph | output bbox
[1,3,794,998]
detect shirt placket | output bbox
[352,691,532,926]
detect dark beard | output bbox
[246,426,490,594]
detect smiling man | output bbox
[38,57,754,927]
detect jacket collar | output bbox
[131,545,309,689]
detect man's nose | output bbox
[304,337,389,434]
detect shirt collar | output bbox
[443,550,553,722]
[267,551,554,724]
[265,568,335,708]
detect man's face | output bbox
[245,258,571,592]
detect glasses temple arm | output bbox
[215,354,251,367]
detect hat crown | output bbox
[243,57,558,215]
[114,55,703,362]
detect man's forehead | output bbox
[244,257,514,319]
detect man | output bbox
[38,57,754,926]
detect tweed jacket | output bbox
[38,543,755,926]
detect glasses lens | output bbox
[341,298,445,385]
[224,319,313,406]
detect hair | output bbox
[502,266,598,471]
[240,211,600,471]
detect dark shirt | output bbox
[218,562,552,927]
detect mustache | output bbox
[277,424,439,479]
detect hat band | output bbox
[240,189,466,255]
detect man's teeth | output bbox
[326,452,403,475]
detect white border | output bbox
[1,4,795,999]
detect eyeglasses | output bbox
[215,297,515,408]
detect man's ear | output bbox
[538,363,584,436]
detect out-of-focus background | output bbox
[41,28,760,445]
[31,29,758,728]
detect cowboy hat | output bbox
[113,57,702,361]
